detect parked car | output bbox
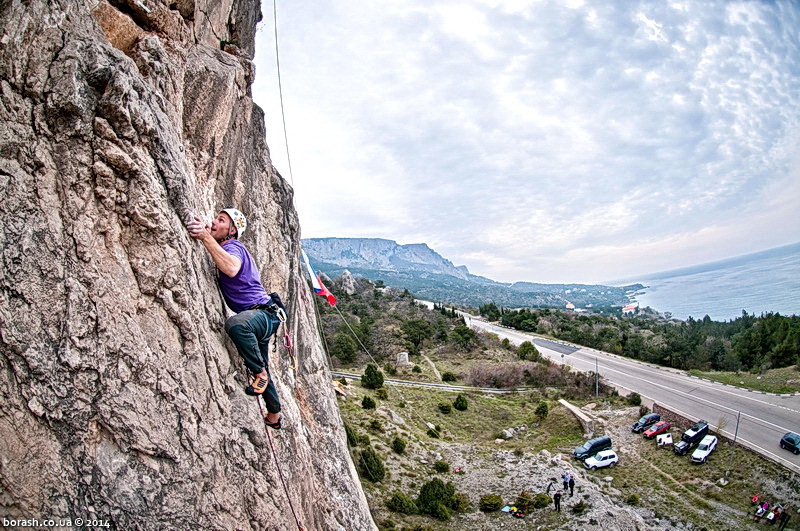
[573,435,613,460]
[631,413,661,433]
[780,432,800,454]
[643,421,671,439]
[584,450,618,470]
[690,435,718,463]
[674,420,710,456]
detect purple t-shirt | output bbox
[217,239,270,313]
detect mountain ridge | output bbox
[302,237,640,309]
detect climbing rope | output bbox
[272,0,294,186]
[257,398,305,531]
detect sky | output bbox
[251,0,800,284]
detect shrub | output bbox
[638,404,650,416]
[357,446,386,482]
[339,377,348,386]
[451,493,470,512]
[626,494,640,505]
[514,491,536,513]
[362,363,385,389]
[533,493,551,509]
[433,461,450,473]
[391,437,407,454]
[535,401,549,421]
[571,500,590,514]
[362,395,376,409]
[416,478,458,520]
[376,388,389,399]
[627,392,642,406]
[387,491,418,514]
[479,494,504,512]
[344,423,358,447]
[368,419,383,432]
[427,428,440,438]
[501,338,511,349]
[357,433,371,446]
[441,371,457,382]
[384,363,397,376]
[412,365,422,373]
[437,402,452,414]
[453,394,468,411]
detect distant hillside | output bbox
[302,237,640,309]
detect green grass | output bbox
[688,365,800,394]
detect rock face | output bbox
[0,1,374,529]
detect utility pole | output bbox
[595,356,599,397]
[725,411,741,480]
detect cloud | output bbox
[254,0,800,283]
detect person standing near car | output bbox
[569,476,575,497]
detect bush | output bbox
[344,423,358,447]
[427,428,440,438]
[391,437,407,454]
[514,491,536,513]
[501,338,511,349]
[627,392,642,406]
[479,494,504,512]
[368,419,383,432]
[433,461,450,473]
[626,494,640,505]
[357,446,386,482]
[376,387,388,399]
[517,341,541,361]
[451,493,470,512]
[441,371,457,382]
[571,500,590,514]
[535,401,549,421]
[362,395,376,409]
[437,402,452,414]
[384,363,397,376]
[362,363,385,389]
[533,493,551,509]
[412,365,422,373]
[453,394,468,411]
[416,478,458,520]
[387,491,418,514]
[638,404,650,416]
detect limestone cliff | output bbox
[0,1,374,529]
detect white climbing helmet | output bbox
[221,207,247,238]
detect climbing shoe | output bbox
[264,414,282,430]
[245,375,269,396]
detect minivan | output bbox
[573,435,612,460]
[631,413,661,433]
[674,420,709,456]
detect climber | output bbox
[186,208,283,429]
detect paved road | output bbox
[465,315,800,474]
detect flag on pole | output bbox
[301,249,337,306]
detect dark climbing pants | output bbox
[225,309,282,413]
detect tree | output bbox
[450,325,477,350]
[416,478,458,520]
[517,341,541,361]
[453,394,468,411]
[362,363,384,389]
[401,318,434,354]
[331,333,357,363]
[534,401,549,421]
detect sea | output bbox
[616,242,800,322]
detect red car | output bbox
[643,421,671,439]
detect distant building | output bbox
[622,303,639,314]
[565,302,575,310]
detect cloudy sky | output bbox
[252,0,800,284]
